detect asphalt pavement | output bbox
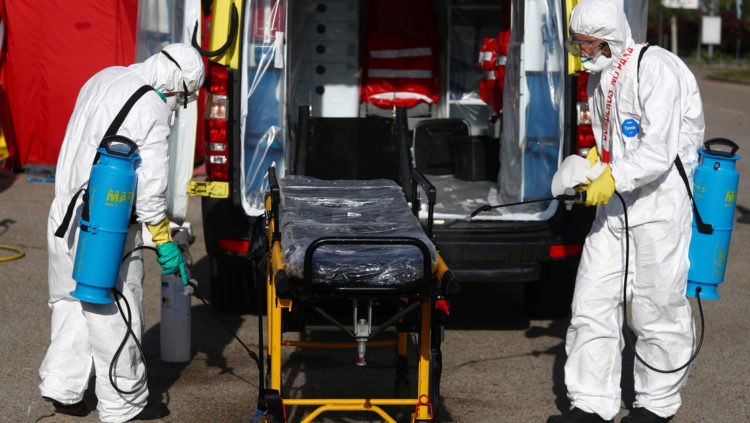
[1,65,749,423]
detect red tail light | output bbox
[209,60,229,96]
[204,61,230,180]
[576,71,589,101]
[218,238,250,254]
[549,244,583,258]
[575,72,595,157]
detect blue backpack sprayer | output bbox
[69,135,140,304]
[686,138,741,299]
[55,84,154,304]
[613,138,741,374]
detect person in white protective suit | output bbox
[547,1,704,422]
[39,43,204,422]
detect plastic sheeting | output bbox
[135,0,201,224]
[624,0,649,44]
[240,0,286,214]
[278,176,437,287]
[498,0,565,215]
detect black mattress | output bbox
[278,176,437,288]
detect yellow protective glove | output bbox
[146,217,173,246]
[585,165,615,206]
[585,146,599,168]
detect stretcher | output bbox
[258,167,458,423]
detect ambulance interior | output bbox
[240,0,567,222]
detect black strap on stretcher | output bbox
[54,85,154,238]
[636,45,712,235]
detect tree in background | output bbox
[647,0,750,61]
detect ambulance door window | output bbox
[446,0,504,136]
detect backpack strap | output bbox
[55,85,154,238]
[674,155,713,234]
[637,44,712,234]
[54,188,86,238]
[636,44,650,83]
[103,85,155,138]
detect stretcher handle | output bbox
[395,107,414,201]
[436,255,460,295]
[267,166,281,239]
[411,168,436,238]
[411,168,436,205]
[303,236,433,295]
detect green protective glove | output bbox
[585,165,615,206]
[156,241,188,285]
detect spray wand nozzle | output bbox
[469,204,494,218]
[559,188,587,210]
[468,189,587,218]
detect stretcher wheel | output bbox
[429,305,446,417]
[429,347,442,416]
[259,389,285,422]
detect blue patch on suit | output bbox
[621,119,639,137]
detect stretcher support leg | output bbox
[270,271,282,391]
[267,257,273,358]
[416,300,432,421]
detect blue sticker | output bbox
[621,119,639,137]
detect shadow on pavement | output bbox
[279,311,454,423]
[0,218,16,236]
[268,281,542,422]
[0,167,17,193]
[526,315,639,415]
[140,255,258,410]
[525,318,569,414]
[445,282,531,331]
[736,204,750,224]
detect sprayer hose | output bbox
[0,244,25,262]
[616,191,705,374]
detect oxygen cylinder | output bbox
[687,138,741,299]
[70,136,140,304]
[160,227,192,362]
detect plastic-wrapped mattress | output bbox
[279,176,437,288]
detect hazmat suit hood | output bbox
[130,43,205,96]
[569,0,635,67]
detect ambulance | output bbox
[192,0,648,313]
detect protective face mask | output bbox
[582,54,612,72]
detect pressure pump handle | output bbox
[704,138,739,158]
[101,135,138,158]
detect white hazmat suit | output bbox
[562,0,704,420]
[39,43,204,423]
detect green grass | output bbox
[707,69,750,84]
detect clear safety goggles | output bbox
[564,37,608,57]
[164,81,198,108]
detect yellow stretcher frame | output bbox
[263,186,454,423]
